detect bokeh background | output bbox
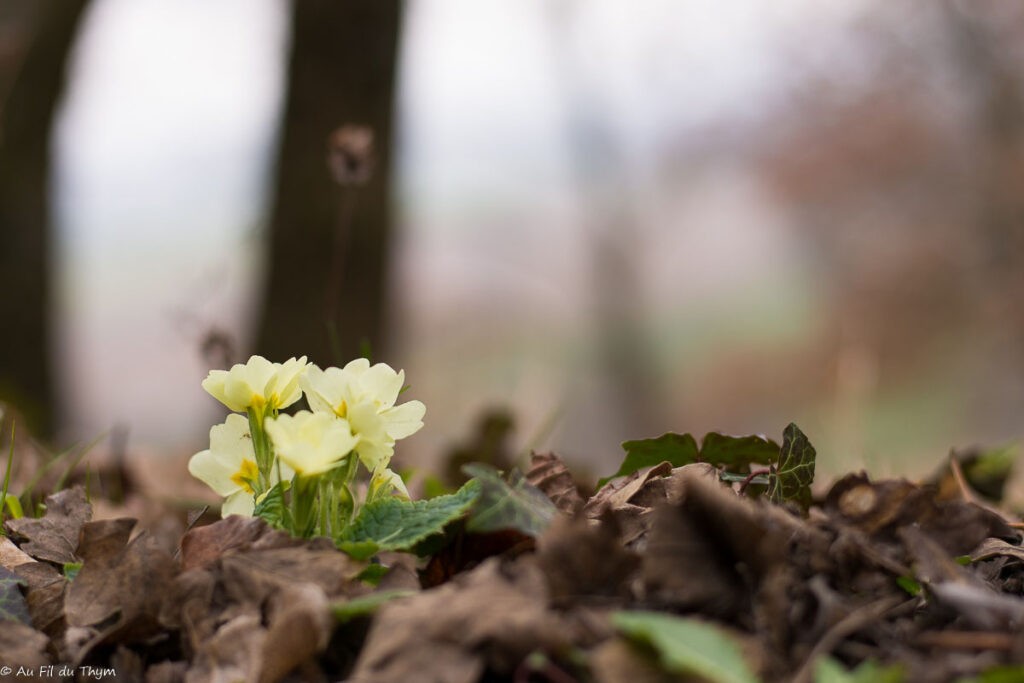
[1,0,1022,483]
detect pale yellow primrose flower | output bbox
[264,410,360,477]
[301,359,425,470]
[202,355,308,413]
[370,465,410,500]
[188,414,294,517]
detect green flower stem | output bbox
[318,477,331,538]
[247,406,274,492]
[291,475,318,538]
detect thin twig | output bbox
[792,594,909,683]
[948,454,977,505]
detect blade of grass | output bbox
[20,430,107,500]
[2,422,22,524]
[53,431,108,494]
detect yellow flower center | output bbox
[231,459,259,494]
[334,400,348,419]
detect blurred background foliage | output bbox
[0,0,1022,482]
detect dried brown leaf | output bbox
[0,536,35,569]
[351,558,570,683]
[188,613,266,683]
[13,561,65,635]
[526,451,586,515]
[584,462,673,517]
[643,467,809,619]
[537,514,639,602]
[65,521,178,660]
[971,537,1024,564]
[259,583,333,683]
[179,515,277,571]
[4,487,91,564]
[0,620,50,673]
[220,541,365,604]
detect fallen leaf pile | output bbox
[3,446,1024,682]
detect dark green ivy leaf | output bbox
[462,463,557,537]
[0,566,31,624]
[600,433,700,488]
[767,423,816,511]
[339,479,481,558]
[699,432,780,470]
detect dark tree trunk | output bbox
[0,0,89,436]
[255,0,401,368]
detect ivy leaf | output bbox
[612,611,759,683]
[462,464,557,537]
[0,566,31,625]
[814,656,904,683]
[700,432,780,470]
[767,423,816,511]
[338,479,480,558]
[600,433,699,488]
[253,481,288,529]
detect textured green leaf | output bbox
[767,423,816,511]
[700,432,780,470]
[600,433,699,487]
[339,479,480,557]
[612,611,758,683]
[332,589,415,623]
[0,566,31,624]
[814,656,904,683]
[462,464,557,537]
[253,481,287,529]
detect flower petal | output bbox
[221,490,256,517]
[381,400,425,440]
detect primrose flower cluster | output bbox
[188,355,425,538]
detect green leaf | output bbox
[63,562,83,582]
[1,421,15,526]
[253,481,288,529]
[767,423,816,511]
[0,566,31,624]
[895,575,921,597]
[462,464,557,537]
[962,442,1018,501]
[356,563,390,586]
[814,656,904,683]
[700,432,780,470]
[600,433,699,488]
[339,479,480,557]
[612,611,758,683]
[332,589,415,623]
[965,665,1024,683]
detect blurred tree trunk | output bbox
[255,0,401,368]
[0,0,89,436]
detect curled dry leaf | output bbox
[526,451,586,515]
[4,486,91,564]
[825,472,1016,555]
